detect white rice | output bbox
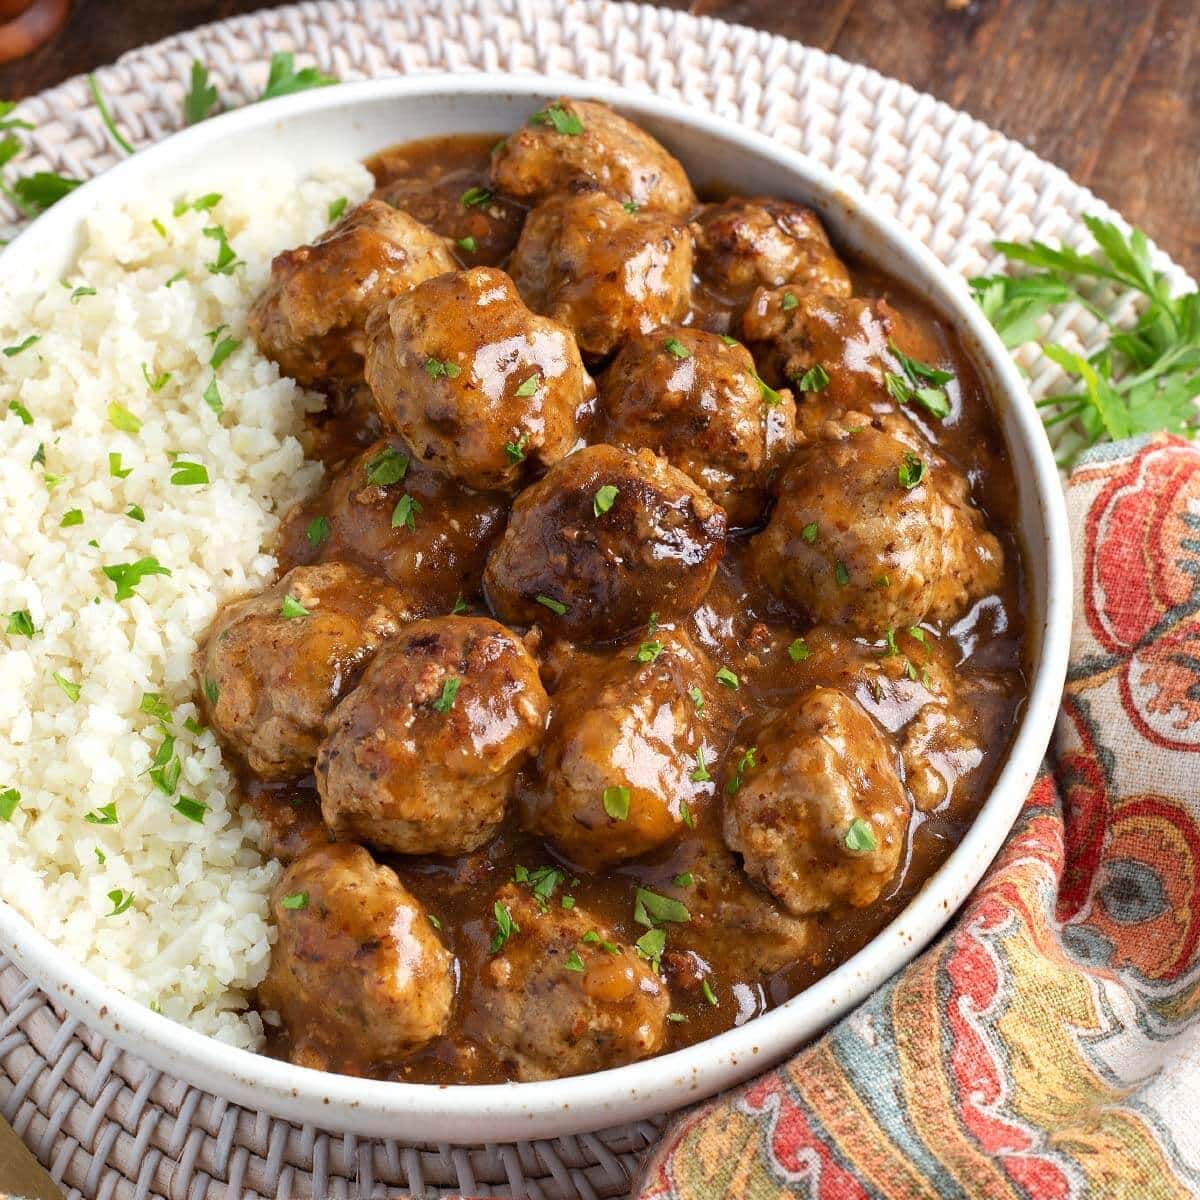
[0,159,373,1047]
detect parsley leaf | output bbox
[87,74,134,155]
[102,556,171,601]
[365,446,408,486]
[530,105,585,135]
[593,484,619,516]
[844,818,878,852]
[170,460,209,486]
[433,677,461,713]
[391,493,421,530]
[183,61,219,125]
[306,515,330,547]
[602,785,631,821]
[259,52,337,101]
[0,788,20,821]
[6,609,36,638]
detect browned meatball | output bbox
[316,617,549,855]
[521,627,719,868]
[249,200,456,387]
[722,687,910,915]
[598,326,796,527]
[490,98,696,216]
[259,844,454,1073]
[197,563,411,779]
[691,197,851,310]
[364,267,593,490]
[747,420,1003,633]
[741,289,945,411]
[484,444,727,642]
[468,883,670,1080]
[509,192,693,359]
[275,438,508,614]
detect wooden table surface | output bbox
[1,0,1196,273]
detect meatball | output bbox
[722,687,910,915]
[275,438,508,614]
[521,627,719,868]
[741,289,945,410]
[197,563,411,779]
[509,192,693,359]
[249,199,456,387]
[316,617,548,855]
[598,326,796,527]
[490,97,696,216]
[469,883,670,1080]
[484,444,727,642]
[747,421,1003,632]
[364,267,593,490]
[691,197,851,310]
[259,844,454,1073]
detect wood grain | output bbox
[0,0,1195,272]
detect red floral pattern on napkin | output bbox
[639,434,1200,1199]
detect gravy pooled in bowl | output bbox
[197,99,1028,1084]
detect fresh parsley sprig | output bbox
[971,214,1200,466]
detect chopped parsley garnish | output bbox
[505,433,529,463]
[364,447,408,486]
[754,372,783,406]
[306,516,330,547]
[535,594,568,616]
[564,949,586,972]
[490,901,519,953]
[517,865,566,907]
[672,872,694,888]
[646,612,659,635]
[170,461,209,486]
[0,788,20,821]
[43,472,64,491]
[280,891,309,910]
[327,196,348,223]
[94,847,106,864]
[634,887,690,928]
[147,735,181,795]
[189,193,222,213]
[209,336,240,371]
[461,185,494,208]
[530,105,585,135]
[561,895,576,909]
[602,785,631,821]
[724,746,757,796]
[140,692,172,722]
[6,610,35,638]
[183,61,219,125]
[109,452,133,479]
[433,677,461,714]
[87,73,134,155]
[844,818,878,852]
[391,493,422,530]
[622,201,640,213]
[425,356,461,380]
[183,717,205,736]
[834,561,850,587]
[202,377,223,414]
[593,484,618,516]
[687,685,704,710]
[451,594,468,616]
[10,171,80,214]
[514,373,540,398]
[680,800,695,829]
[886,342,954,418]
[909,625,930,650]
[260,51,337,100]
[4,334,40,357]
[53,671,81,702]
[719,334,739,346]
[85,803,118,825]
[690,746,711,783]
[204,678,219,704]
[634,928,666,972]
[667,1012,688,1023]
[102,557,171,601]
[9,399,32,424]
[151,217,168,239]
[106,889,135,916]
[715,666,739,690]
[165,269,187,287]
[898,451,926,490]
[70,285,96,303]
[456,235,478,253]
[787,637,810,663]
[780,292,799,311]
[663,336,691,360]
[60,508,84,528]
[797,364,830,392]
[142,363,171,392]
[108,402,142,434]
[31,443,45,466]
[280,595,309,619]
[203,224,242,275]
[702,978,718,1006]
[636,640,664,663]
[173,796,207,824]
[428,913,442,930]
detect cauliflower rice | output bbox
[0,160,373,1047]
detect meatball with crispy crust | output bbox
[469,883,670,1081]
[509,192,693,359]
[316,617,549,855]
[249,199,456,387]
[598,325,796,527]
[747,420,1003,633]
[275,438,508,615]
[490,97,696,216]
[741,289,945,412]
[197,563,412,779]
[364,267,594,490]
[723,687,910,915]
[521,627,720,868]
[260,844,454,1074]
[484,444,727,643]
[691,197,851,311]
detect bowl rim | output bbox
[0,70,1072,1142]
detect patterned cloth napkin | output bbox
[639,432,1200,1199]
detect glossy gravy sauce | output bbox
[250,133,1028,1083]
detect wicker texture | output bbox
[0,1,1194,1197]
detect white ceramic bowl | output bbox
[0,73,1071,1143]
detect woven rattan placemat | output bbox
[1,1,1194,1196]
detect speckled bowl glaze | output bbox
[0,73,1071,1142]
